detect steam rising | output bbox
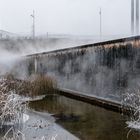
[0,37,95,76]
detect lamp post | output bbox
[31,10,35,39]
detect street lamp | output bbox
[30,10,35,39]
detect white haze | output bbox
[0,0,134,77]
[0,0,132,36]
[0,32,133,77]
[0,37,96,76]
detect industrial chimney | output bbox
[131,0,134,35]
[131,0,139,35]
[136,0,139,35]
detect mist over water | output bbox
[0,37,94,76]
[0,34,126,76]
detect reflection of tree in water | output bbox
[29,95,67,114]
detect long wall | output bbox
[23,36,140,102]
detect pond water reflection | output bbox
[29,94,140,140]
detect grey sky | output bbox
[0,0,132,36]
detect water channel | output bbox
[28,94,140,140]
[0,93,140,140]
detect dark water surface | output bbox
[29,94,140,140]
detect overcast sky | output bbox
[0,0,132,36]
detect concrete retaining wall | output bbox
[23,36,140,103]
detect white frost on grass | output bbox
[123,89,140,130]
[23,114,29,123]
[126,121,140,130]
[0,92,27,126]
[2,127,25,140]
[0,78,79,140]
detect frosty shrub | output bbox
[30,74,57,96]
[1,74,57,97]
[0,90,27,126]
[123,89,140,126]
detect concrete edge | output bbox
[57,88,131,115]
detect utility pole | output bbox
[99,8,102,40]
[31,10,35,39]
